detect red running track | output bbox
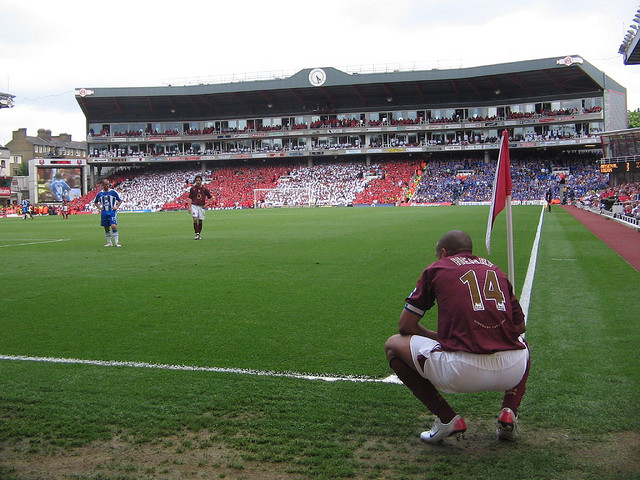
[562,205,640,272]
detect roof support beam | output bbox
[464,78,485,100]
[507,73,532,96]
[541,70,567,93]
[351,85,368,107]
[231,92,252,113]
[319,87,337,106]
[167,96,176,112]
[260,91,277,110]
[382,83,394,101]
[450,79,461,100]
[187,96,202,115]
[488,76,503,95]
[413,82,426,103]
[197,95,217,111]
[288,89,307,109]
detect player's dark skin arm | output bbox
[398,308,438,340]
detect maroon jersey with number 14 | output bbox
[404,252,526,354]
[189,185,211,206]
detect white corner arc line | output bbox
[0,354,391,384]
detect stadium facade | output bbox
[75,55,626,187]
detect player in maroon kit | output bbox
[385,230,530,443]
[186,175,212,240]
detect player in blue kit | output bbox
[21,197,33,219]
[94,179,122,247]
[49,173,72,201]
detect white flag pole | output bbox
[506,193,515,290]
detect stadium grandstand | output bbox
[71,55,626,210]
[0,92,15,109]
[618,5,640,65]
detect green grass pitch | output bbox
[0,206,638,480]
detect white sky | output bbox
[0,0,638,146]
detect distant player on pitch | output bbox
[21,197,33,219]
[186,175,211,240]
[94,179,122,247]
[61,198,69,220]
[385,230,530,443]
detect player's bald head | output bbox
[436,230,473,258]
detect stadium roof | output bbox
[76,56,625,124]
[618,6,640,65]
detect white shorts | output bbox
[410,335,529,394]
[191,205,206,220]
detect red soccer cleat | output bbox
[497,407,518,440]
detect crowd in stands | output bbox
[261,162,370,207]
[310,118,364,129]
[116,168,200,211]
[88,129,599,159]
[188,163,289,209]
[410,152,607,204]
[353,161,415,205]
[58,152,620,216]
[0,204,61,216]
[579,181,640,220]
[90,128,181,137]
[87,107,605,139]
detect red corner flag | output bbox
[485,130,515,283]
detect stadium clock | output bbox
[309,68,327,87]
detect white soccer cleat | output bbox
[104,243,112,247]
[497,407,518,441]
[194,233,200,240]
[115,243,122,247]
[420,415,467,444]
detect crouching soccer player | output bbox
[385,230,530,443]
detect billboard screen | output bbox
[0,177,10,197]
[37,167,83,203]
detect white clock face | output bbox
[309,68,327,87]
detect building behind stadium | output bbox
[72,55,628,196]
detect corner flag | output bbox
[485,130,515,285]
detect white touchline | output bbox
[0,239,70,248]
[519,205,545,326]
[0,208,544,384]
[0,354,389,384]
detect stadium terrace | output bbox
[43,56,629,211]
[75,56,625,174]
